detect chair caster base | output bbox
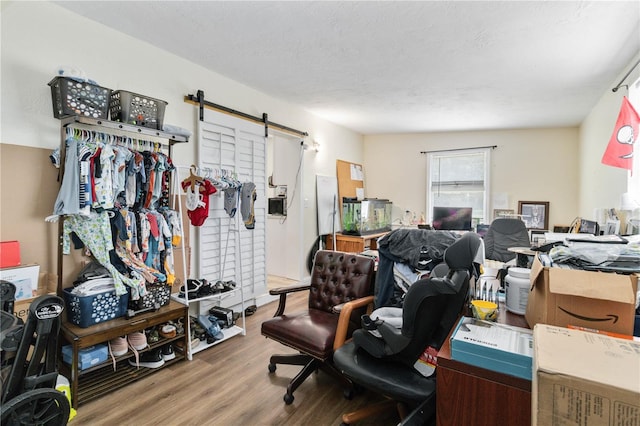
[284,392,294,405]
[268,363,276,373]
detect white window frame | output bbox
[425,147,492,227]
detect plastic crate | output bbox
[128,282,171,311]
[48,77,111,119]
[109,90,167,130]
[63,287,128,328]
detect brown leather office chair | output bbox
[261,250,376,405]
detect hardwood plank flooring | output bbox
[71,291,401,426]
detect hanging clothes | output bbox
[181,178,216,226]
[62,211,146,299]
[240,182,257,230]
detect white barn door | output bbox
[197,109,267,309]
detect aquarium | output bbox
[342,198,392,235]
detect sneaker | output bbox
[127,331,148,351]
[108,336,128,357]
[161,344,175,361]
[108,336,128,371]
[129,349,165,369]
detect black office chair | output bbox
[483,218,530,262]
[333,232,481,425]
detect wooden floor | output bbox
[71,291,401,426]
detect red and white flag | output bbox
[601,96,640,171]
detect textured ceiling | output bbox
[54,1,640,135]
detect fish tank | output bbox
[342,198,392,235]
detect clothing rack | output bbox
[184,90,309,138]
[64,127,165,152]
[55,117,188,295]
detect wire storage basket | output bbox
[109,90,167,129]
[48,76,112,119]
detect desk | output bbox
[436,305,531,426]
[325,231,388,253]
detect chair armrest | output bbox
[333,295,375,351]
[269,283,311,317]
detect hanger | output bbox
[182,164,203,192]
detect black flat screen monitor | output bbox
[432,207,472,231]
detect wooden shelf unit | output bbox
[60,299,188,408]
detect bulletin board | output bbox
[336,159,365,205]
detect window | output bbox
[426,147,491,228]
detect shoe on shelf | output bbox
[161,344,175,361]
[146,327,160,344]
[212,280,225,292]
[196,282,215,298]
[179,279,204,298]
[128,331,148,351]
[130,348,165,369]
[160,323,177,339]
[222,280,236,292]
[171,319,184,335]
[108,336,128,357]
[175,337,200,353]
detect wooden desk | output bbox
[436,304,531,426]
[325,231,388,253]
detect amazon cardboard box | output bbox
[532,324,640,425]
[525,255,637,335]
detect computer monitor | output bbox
[432,207,473,231]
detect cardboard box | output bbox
[12,273,57,321]
[450,316,533,380]
[0,264,40,300]
[532,324,640,425]
[526,255,637,335]
[61,344,109,370]
[0,240,21,268]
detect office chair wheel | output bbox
[1,388,70,426]
[283,392,294,405]
[268,363,277,373]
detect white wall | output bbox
[579,54,640,217]
[364,128,580,230]
[0,1,364,281]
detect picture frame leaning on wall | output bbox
[518,201,549,230]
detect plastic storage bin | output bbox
[109,90,167,129]
[48,77,111,119]
[129,282,171,311]
[61,344,108,370]
[63,287,129,328]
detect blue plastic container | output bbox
[63,287,128,328]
